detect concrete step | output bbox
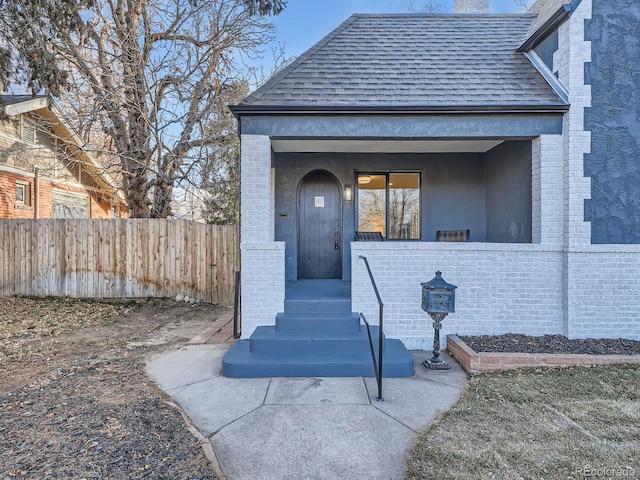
[275,312,361,333]
[222,338,414,378]
[250,326,383,355]
[284,298,352,314]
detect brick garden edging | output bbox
[447,334,640,374]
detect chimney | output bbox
[454,0,490,13]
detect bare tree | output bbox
[199,80,246,224]
[515,0,535,10]
[409,0,446,13]
[1,0,284,217]
[388,188,420,239]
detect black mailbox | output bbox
[421,271,456,314]
[421,271,457,371]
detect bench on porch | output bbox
[355,231,384,242]
[436,229,470,242]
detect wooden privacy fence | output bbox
[0,219,239,305]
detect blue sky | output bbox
[267,0,526,61]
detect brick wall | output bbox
[554,0,593,249]
[240,242,286,338]
[532,135,564,245]
[1,170,34,218]
[566,246,640,340]
[1,170,118,219]
[240,134,274,243]
[351,243,565,350]
[239,134,284,337]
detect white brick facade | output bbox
[238,0,640,345]
[240,242,285,337]
[352,243,564,349]
[566,246,640,339]
[554,0,592,250]
[240,134,284,338]
[532,135,564,246]
[346,0,640,345]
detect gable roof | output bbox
[1,94,125,202]
[519,0,582,51]
[236,14,568,113]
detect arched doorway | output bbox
[297,171,342,279]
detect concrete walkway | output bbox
[146,344,468,480]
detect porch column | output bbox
[532,134,563,246]
[240,134,285,338]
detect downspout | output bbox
[33,167,39,219]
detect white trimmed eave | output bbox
[2,97,49,116]
[271,138,505,153]
[2,97,126,204]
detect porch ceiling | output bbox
[271,139,505,153]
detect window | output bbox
[52,190,90,218]
[357,172,420,239]
[15,181,31,206]
[21,117,37,145]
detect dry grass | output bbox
[0,296,141,364]
[407,365,640,480]
[1,296,223,479]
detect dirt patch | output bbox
[459,333,640,355]
[0,296,229,479]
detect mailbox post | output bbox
[421,271,457,371]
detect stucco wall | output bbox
[584,1,640,243]
[533,30,559,72]
[484,141,532,243]
[274,152,488,281]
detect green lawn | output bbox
[407,365,640,480]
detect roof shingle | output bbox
[240,14,565,109]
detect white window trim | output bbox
[16,180,31,206]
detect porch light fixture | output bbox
[358,175,371,185]
[421,271,457,371]
[344,184,352,202]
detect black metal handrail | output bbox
[358,255,383,401]
[232,271,241,339]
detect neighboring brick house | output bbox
[0,95,127,219]
[223,0,640,377]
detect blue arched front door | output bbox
[298,171,342,279]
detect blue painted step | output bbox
[222,280,414,378]
[222,338,414,378]
[284,298,351,314]
[250,325,384,355]
[275,312,361,333]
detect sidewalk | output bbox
[146,334,468,480]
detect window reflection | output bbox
[357,174,386,235]
[357,173,420,239]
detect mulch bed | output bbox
[1,359,216,479]
[460,333,640,355]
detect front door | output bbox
[298,171,342,279]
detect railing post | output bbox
[378,304,383,401]
[359,255,384,401]
[233,270,241,339]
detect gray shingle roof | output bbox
[525,0,574,39]
[239,14,566,109]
